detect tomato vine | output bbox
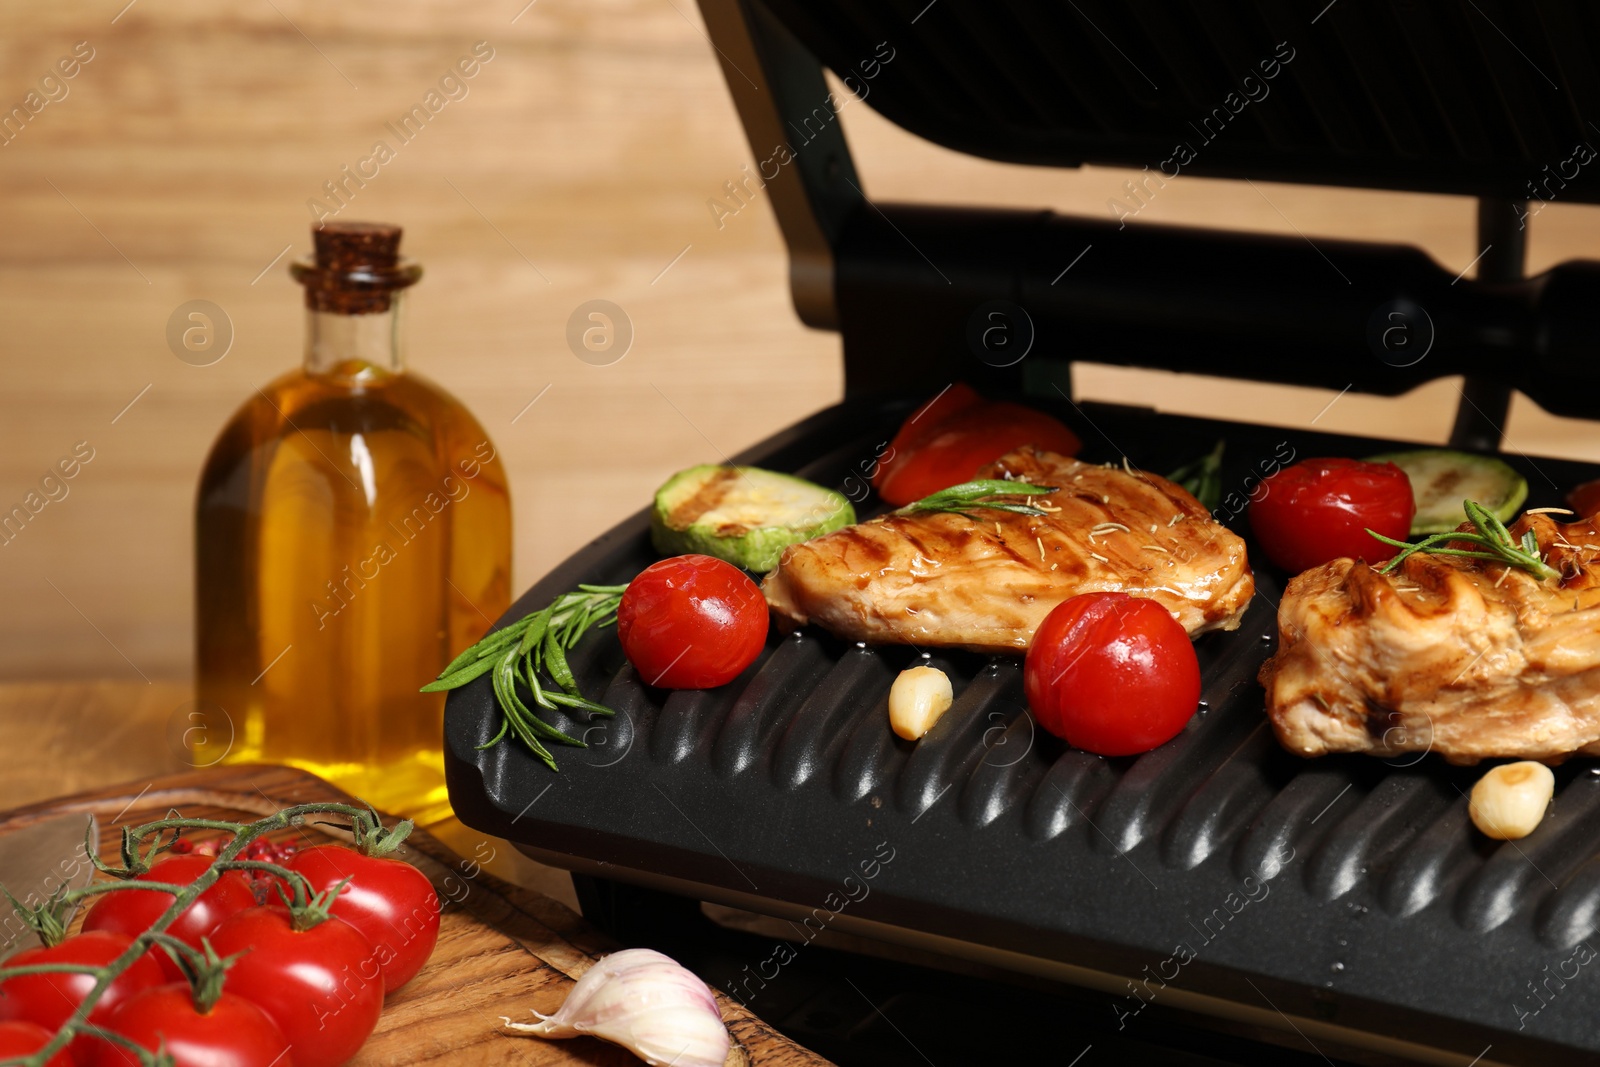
[0,802,397,1067]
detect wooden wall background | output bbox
[3,0,1599,681]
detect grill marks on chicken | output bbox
[1261,513,1600,763]
[761,447,1254,654]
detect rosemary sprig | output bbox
[1368,499,1559,581]
[1167,439,1225,511]
[422,584,627,771]
[895,479,1059,518]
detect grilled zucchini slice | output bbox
[650,465,855,573]
[1365,449,1528,534]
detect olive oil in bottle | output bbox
[195,222,510,824]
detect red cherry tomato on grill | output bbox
[82,854,256,981]
[1568,478,1600,521]
[87,985,290,1067]
[285,844,440,993]
[1249,457,1415,573]
[873,384,1082,505]
[0,931,165,1058]
[618,554,768,688]
[1024,592,1201,756]
[0,1021,71,1067]
[208,907,381,1067]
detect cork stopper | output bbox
[292,221,422,314]
[314,222,401,272]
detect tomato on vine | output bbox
[0,1021,71,1067]
[0,802,430,1067]
[87,985,290,1067]
[209,899,382,1067]
[81,854,255,981]
[287,841,440,993]
[0,931,165,1059]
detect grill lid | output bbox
[692,0,1600,447]
[761,0,1600,203]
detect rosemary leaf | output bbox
[896,479,1059,518]
[544,629,579,694]
[518,609,550,659]
[419,655,498,693]
[490,660,552,770]
[497,654,585,747]
[1167,440,1225,511]
[440,620,524,676]
[438,645,484,679]
[566,602,595,647]
[1371,499,1559,581]
[523,647,557,712]
[424,583,627,770]
[475,717,510,751]
[545,692,617,715]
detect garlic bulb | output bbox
[502,948,730,1067]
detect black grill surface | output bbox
[446,394,1600,1065]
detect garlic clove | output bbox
[1469,760,1555,840]
[503,948,731,1067]
[889,665,953,740]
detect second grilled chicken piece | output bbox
[1261,512,1600,763]
[762,447,1254,654]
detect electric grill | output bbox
[446,3,1600,1063]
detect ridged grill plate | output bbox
[447,396,1600,1064]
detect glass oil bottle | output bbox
[196,222,511,824]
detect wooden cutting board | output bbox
[0,764,832,1066]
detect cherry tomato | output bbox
[237,838,301,902]
[285,845,439,993]
[1568,478,1600,520]
[82,855,256,981]
[618,554,768,688]
[0,1021,71,1067]
[1024,592,1201,756]
[167,836,219,858]
[87,985,290,1067]
[0,931,165,1059]
[872,383,983,495]
[1249,457,1415,573]
[208,907,381,1067]
[873,385,1081,506]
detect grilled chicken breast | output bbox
[762,447,1254,654]
[1261,513,1600,763]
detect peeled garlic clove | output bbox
[1469,761,1554,840]
[503,948,730,1067]
[889,665,953,740]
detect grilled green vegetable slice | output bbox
[1364,449,1528,534]
[650,465,855,573]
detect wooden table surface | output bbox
[3,679,192,810]
[5,1,1600,686]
